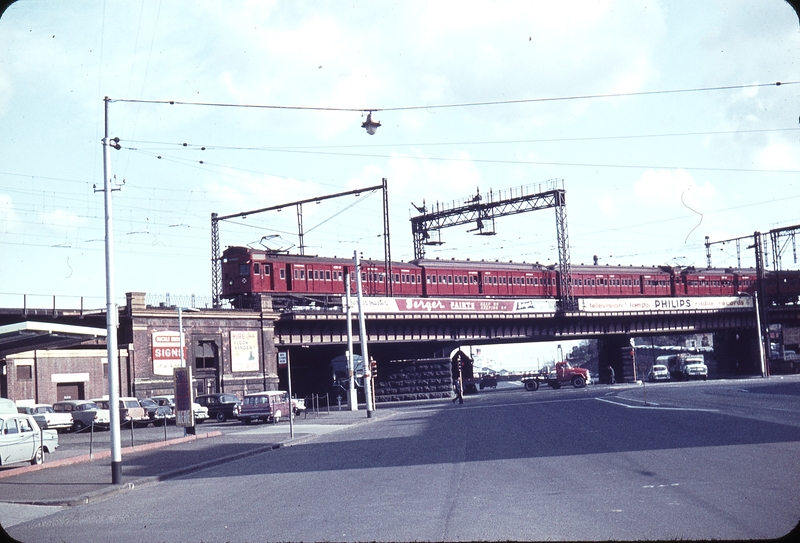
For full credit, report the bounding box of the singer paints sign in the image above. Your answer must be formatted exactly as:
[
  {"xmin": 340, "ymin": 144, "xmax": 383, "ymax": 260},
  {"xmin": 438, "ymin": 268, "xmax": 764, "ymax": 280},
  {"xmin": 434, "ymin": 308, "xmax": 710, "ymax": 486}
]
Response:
[{"xmin": 152, "ymin": 331, "xmax": 186, "ymax": 376}]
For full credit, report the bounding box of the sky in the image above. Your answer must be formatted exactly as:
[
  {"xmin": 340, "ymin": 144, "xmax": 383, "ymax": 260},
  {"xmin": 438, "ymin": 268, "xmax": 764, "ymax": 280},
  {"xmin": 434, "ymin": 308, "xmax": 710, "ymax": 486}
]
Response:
[{"xmin": 1, "ymin": 1, "xmax": 799, "ymax": 370}]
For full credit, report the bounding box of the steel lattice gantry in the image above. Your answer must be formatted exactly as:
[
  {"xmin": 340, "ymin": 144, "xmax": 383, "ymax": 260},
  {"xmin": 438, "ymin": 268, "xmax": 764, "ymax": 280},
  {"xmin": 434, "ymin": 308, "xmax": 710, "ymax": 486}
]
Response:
[{"xmin": 410, "ymin": 180, "xmax": 573, "ymax": 311}]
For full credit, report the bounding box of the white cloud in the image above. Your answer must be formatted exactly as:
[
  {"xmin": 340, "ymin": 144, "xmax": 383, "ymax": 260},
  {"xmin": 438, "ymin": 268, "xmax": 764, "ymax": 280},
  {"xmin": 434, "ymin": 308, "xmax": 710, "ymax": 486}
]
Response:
[
  {"xmin": 634, "ymin": 169, "xmax": 715, "ymax": 211},
  {"xmin": 756, "ymin": 142, "xmax": 799, "ymax": 171}
]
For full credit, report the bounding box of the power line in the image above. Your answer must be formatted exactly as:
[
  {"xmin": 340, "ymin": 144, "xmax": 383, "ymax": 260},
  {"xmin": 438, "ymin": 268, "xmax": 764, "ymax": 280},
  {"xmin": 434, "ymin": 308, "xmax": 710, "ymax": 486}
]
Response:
[
  {"xmin": 109, "ymin": 80, "xmax": 797, "ymax": 113},
  {"xmin": 123, "ymin": 126, "xmax": 800, "ymax": 151}
]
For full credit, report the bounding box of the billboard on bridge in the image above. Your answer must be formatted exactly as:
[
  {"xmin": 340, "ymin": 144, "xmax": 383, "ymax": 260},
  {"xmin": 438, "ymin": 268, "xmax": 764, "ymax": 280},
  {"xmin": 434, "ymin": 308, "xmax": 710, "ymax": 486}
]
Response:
[
  {"xmin": 351, "ymin": 297, "xmax": 557, "ymax": 314},
  {"xmin": 578, "ymin": 296, "xmax": 753, "ymax": 313}
]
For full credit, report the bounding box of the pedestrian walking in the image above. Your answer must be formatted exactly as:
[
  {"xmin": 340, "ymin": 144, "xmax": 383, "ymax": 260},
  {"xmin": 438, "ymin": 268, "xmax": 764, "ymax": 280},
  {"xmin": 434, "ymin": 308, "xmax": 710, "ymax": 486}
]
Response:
[{"xmin": 452, "ymin": 383, "xmax": 463, "ymax": 404}]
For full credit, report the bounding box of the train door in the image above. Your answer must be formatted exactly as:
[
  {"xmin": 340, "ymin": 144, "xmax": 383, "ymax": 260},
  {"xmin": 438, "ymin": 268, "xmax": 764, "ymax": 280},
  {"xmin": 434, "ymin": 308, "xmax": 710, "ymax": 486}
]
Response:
[{"xmin": 282, "ymin": 264, "xmax": 292, "ymax": 291}]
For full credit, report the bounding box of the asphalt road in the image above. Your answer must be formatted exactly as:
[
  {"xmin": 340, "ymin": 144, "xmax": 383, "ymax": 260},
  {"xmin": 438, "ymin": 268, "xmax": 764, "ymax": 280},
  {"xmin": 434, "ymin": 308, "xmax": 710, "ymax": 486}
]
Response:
[{"xmin": 6, "ymin": 376, "xmax": 800, "ymax": 542}]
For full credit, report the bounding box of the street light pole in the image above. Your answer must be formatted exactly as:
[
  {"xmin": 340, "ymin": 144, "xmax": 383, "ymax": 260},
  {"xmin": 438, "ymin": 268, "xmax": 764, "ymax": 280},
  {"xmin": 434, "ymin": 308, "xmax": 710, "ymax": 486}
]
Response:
[
  {"xmin": 741, "ymin": 292, "xmax": 767, "ymax": 378},
  {"xmin": 177, "ymin": 306, "xmax": 199, "ymax": 436},
  {"xmin": 345, "ymin": 274, "xmax": 357, "ymax": 411},
  {"xmin": 754, "ymin": 291, "xmax": 767, "ymax": 378},
  {"xmin": 354, "ymin": 251, "xmax": 374, "ymax": 418},
  {"xmin": 101, "ymin": 96, "xmax": 123, "ymax": 484}
]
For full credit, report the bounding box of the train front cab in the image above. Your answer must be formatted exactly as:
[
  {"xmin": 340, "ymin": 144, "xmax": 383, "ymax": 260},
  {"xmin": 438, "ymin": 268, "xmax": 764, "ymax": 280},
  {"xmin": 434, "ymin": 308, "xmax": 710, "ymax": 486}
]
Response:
[{"xmin": 221, "ymin": 247, "xmax": 268, "ymax": 298}]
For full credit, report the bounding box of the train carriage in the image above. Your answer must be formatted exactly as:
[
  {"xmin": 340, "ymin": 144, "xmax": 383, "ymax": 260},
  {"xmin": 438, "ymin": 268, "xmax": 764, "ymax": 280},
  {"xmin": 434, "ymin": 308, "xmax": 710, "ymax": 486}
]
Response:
[
  {"xmin": 221, "ymin": 246, "xmax": 800, "ymax": 308},
  {"xmin": 678, "ymin": 268, "xmax": 737, "ymax": 297},
  {"xmin": 568, "ymin": 266, "xmax": 671, "ymax": 297},
  {"xmin": 358, "ymin": 260, "xmax": 424, "ymax": 296},
  {"xmin": 222, "ymin": 247, "xmax": 353, "ymax": 298}
]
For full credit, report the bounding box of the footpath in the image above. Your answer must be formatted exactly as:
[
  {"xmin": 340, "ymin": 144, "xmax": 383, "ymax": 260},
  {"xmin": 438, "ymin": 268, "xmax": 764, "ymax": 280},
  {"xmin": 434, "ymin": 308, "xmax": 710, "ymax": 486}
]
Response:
[{"xmin": 0, "ymin": 409, "xmax": 386, "ymax": 507}]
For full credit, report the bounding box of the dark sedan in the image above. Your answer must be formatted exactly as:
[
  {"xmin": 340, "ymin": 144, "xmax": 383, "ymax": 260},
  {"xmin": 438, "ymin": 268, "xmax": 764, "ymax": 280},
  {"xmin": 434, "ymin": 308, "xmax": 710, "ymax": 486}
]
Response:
[{"xmin": 195, "ymin": 393, "xmax": 241, "ymax": 422}]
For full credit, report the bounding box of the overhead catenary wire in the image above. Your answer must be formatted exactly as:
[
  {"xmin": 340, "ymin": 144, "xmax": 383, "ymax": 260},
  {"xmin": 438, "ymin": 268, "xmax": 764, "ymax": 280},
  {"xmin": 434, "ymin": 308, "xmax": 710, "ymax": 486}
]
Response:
[{"xmin": 109, "ymin": 80, "xmax": 798, "ymax": 113}]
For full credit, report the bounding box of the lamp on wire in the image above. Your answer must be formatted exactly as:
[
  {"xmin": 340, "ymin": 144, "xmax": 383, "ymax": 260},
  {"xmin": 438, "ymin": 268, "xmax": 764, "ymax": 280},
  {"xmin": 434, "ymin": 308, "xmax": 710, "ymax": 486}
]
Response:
[{"xmin": 361, "ymin": 112, "xmax": 381, "ymax": 135}]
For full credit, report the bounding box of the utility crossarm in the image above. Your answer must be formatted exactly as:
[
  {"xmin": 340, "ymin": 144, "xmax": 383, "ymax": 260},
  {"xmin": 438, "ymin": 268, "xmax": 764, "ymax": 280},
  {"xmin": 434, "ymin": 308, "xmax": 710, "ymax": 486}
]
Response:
[
  {"xmin": 706, "ymin": 222, "xmax": 800, "ymax": 271},
  {"xmin": 769, "ymin": 223, "xmax": 800, "ymax": 272},
  {"xmin": 212, "ymin": 181, "xmax": 389, "ymax": 308}
]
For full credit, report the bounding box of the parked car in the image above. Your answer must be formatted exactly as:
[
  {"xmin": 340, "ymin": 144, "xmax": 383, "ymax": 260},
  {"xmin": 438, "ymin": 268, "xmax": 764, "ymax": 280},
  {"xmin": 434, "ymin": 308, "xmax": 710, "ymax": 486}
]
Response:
[
  {"xmin": 16, "ymin": 403, "xmax": 73, "ymax": 432},
  {"xmin": 138, "ymin": 398, "xmax": 173, "ymax": 426},
  {"xmin": 291, "ymin": 397, "xmax": 306, "ymax": 416},
  {"xmin": 0, "ymin": 412, "xmax": 58, "ymax": 466},
  {"xmin": 195, "ymin": 393, "xmax": 241, "ymax": 422},
  {"xmin": 150, "ymin": 395, "xmax": 208, "ymax": 424},
  {"xmin": 52, "ymin": 400, "xmax": 111, "ymax": 431},
  {"xmin": 0, "ymin": 398, "xmax": 17, "ymax": 414},
  {"xmin": 91, "ymin": 397, "xmax": 151, "ymax": 427},
  {"xmin": 647, "ymin": 364, "xmax": 670, "ymax": 382},
  {"xmin": 238, "ymin": 391, "xmax": 292, "ymax": 424}
]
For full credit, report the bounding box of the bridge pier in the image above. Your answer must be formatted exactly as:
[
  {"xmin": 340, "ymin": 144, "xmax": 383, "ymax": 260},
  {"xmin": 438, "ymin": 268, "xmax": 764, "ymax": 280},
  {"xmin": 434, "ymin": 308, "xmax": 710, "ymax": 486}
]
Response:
[
  {"xmin": 713, "ymin": 328, "xmax": 762, "ymax": 376},
  {"xmin": 597, "ymin": 336, "xmax": 636, "ymax": 384}
]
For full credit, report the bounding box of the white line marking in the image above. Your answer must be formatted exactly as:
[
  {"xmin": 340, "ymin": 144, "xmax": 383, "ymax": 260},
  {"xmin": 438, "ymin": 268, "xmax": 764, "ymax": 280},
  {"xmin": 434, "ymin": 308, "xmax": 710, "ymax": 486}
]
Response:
[{"xmin": 595, "ymin": 397, "xmax": 720, "ymax": 412}]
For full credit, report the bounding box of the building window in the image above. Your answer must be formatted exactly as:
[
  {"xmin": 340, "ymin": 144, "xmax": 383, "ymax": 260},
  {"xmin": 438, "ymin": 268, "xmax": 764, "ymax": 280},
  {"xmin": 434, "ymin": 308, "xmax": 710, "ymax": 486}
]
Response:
[
  {"xmin": 17, "ymin": 365, "xmax": 32, "ymax": 380},
  {"xmin": 195, "ymin": 343, "xmax": 216, "ymax": 370}
]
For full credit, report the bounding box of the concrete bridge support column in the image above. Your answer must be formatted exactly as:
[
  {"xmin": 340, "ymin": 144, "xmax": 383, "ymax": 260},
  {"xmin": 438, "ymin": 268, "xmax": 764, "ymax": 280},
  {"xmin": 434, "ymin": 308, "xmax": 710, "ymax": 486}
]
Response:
[
  {"xmin": 714, "ymin": 329, "xmax": 761, "ymax": 376},
  {"xmin": 597, "ymin": 336, "xmax": 636, "ymax": 384}
]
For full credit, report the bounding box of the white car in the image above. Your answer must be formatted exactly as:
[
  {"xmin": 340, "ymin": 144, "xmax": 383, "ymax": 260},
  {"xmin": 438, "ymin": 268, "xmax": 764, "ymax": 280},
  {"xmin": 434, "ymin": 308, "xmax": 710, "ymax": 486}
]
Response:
[
  {"xmin": 647, "ymin": 364, "xmax": 670, "ymax": 382},
  {"xmin": 150, "ymin": 395, "xmax": 209, "ymax": 424},
  {"xmin": 52, "ymin": 400, "xmax": 111, "ymax": 431},
  {"xmin": 16, "ymin": 403, "xmax": 74, "ymax": 432},
  {"xmin": 0, "ymin": 413, "xmax": 59, "ymax": 466}
]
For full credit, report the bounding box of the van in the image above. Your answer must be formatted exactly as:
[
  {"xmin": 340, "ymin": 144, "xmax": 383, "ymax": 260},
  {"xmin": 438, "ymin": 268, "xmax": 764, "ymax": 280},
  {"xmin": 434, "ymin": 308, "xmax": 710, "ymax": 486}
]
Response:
[
  {"xmin": 237, "ymin": 391, "xmax": 292, "ymax": 424},
  {"xmin": 658, "ymin": 354, "xmax": 708, "ymax": 381},
  {"xmin": 0, "ymin": 398, "xmax": 17, "ymax": 415}
]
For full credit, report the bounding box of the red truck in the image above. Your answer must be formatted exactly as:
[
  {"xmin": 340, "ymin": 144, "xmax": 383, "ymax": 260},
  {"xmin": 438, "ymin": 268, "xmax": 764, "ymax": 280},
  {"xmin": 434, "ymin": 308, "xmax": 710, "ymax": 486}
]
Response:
[{"xmin": 522, "ymin": 361, "xmax": 590, "ymax": 391}]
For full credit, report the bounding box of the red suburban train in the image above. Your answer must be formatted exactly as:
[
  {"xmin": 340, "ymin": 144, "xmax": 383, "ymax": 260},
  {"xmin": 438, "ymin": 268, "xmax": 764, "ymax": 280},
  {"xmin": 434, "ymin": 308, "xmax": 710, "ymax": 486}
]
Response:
[{"xmin": 220, "ymin": 246, "xmax": 800, "ymax": 307}]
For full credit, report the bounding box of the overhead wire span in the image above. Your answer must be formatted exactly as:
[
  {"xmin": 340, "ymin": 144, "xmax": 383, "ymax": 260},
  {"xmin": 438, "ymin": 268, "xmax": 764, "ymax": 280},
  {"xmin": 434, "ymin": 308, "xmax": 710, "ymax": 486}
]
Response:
[{"xmin": 109, "ymin": 81, "xmax": 798, "ymax": 113}]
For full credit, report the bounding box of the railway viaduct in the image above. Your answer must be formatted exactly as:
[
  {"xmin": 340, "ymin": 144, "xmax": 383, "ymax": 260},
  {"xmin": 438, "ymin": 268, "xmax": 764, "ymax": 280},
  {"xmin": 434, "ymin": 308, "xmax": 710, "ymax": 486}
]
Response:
[{"xmin": 3, "ymin": 292, "xmax": 799, "ymax": 405}]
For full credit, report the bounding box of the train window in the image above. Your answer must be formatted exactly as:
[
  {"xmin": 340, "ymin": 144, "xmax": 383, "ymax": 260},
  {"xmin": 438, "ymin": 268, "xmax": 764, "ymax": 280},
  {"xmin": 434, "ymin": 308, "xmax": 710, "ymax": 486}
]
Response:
[
  {"xmin": 240, "ymin": 264, "xmax": 249, "ymax": 276},
  {"xmin": 294, "ymin": 269, "xmax": 300, "ymax": 279},
  {"xmin": 394, "ymin": 273, "xmax": 400, "ymax": 282},
  {"xmin": 417, "ymin": 274, "xmax": 421, "ymax": 283},
  {"xmin": 300, "ymin": 270, "xmax": 305, "ymax": 279},
  {"xmin": 448, "ymin": 275, "xmax": 453, "ymax": 284},
  {"xmin": 254, "ymin": 263, "xmax": 260, "ymax": 274},
  {"xmin": 264, "ymin": 264, "xmax": 270, "ymax": 276},
  {"xmin": 280, "ymin": 269, "xmax": 286, "ymax": 280},
  {"xmin": 326, "ymin": 271, "xmax": 331, "ymax": 280},
  {"xmin": 361, "ymin": 272, "xmax": 366, "ymax": 281}
]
